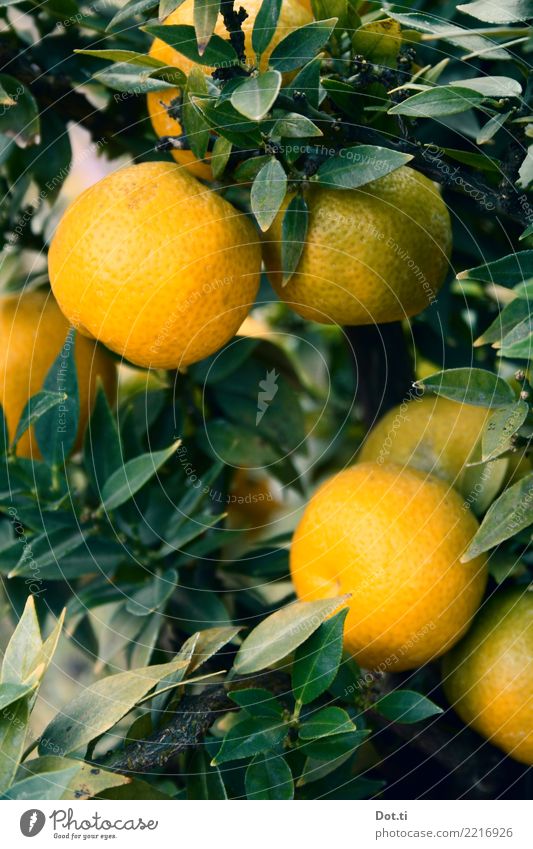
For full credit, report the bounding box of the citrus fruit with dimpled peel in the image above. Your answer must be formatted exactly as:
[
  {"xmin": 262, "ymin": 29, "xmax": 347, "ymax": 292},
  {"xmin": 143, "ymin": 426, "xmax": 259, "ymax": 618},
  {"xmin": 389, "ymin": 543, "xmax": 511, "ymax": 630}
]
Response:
[
  {"xmin": 443, "ymin": 589, "xmax": 533, "ymax": 764},
  {"xmin": 263, "ymin": 166, "xmax": 452, "ymax": 326},
  {"xmin": 359, "ymin": 394, "xmax": 531, "ymax": 498},
  {"xmin": 290, "ymin": 462, "xmax": 487, "ymax": 671},
  {"xmin": 0, "ymin": 289, "xmax": 116, "ymax": 459},
  {"xmin": 146, "ymin": 0, "xmax": 313, "ymax": 180},
  {"xmin": 48, "ymin": 161, "xmax": 262, "ymax": 369}
]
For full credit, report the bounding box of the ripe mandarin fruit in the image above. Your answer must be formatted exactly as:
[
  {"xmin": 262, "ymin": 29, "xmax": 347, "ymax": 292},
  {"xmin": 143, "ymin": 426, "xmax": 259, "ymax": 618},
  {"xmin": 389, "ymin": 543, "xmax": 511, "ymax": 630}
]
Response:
[
  {"xmin": 227, "ymin": 468, "xmax": 280, "ymax": 530},
  {"xmin": 359, "ymin": 394, "xmax": 530, "ymax": 496},
  {"xmin": 263, "ymin": 166, "xmax": 451, "ymax": 325},
  {"xmin": 147, "ymin": 0, "xmax": 313, "ymax": 179},
  {"xmin": 443, "ymin": 589, "xmax": 533, "ymax": 764},
  {"xmin": 48, "ymin": 161, "xmax": 261, "ymax": 369},
  {"xmin": 290, "ymin": 462, "xmax": 487, "ymax": 671},
  {"xmin": 0, "ymin": 290, "xmax": 116, "ymax": 459}
]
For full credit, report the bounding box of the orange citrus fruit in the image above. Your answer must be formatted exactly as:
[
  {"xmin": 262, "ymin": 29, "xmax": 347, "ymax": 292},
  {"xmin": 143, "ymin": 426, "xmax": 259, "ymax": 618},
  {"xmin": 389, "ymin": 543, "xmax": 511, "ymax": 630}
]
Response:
[
  {"xmin": 0, "ymin": 290, "xmax": 116, "ymax": 458},
  {"xmin": 291, "ymin": 462, "xmax": 487, "ymax": 671},
  {"xmin": 443, "ymin": 589, "xmax": 533, "ymax": 764},
  {"xmin": 263, "ymin": 166, "xmax": 451, "ymax": 325},
  {"xmin": 48, "ymin": 161, "xmax": 261, "ymax": 369}
]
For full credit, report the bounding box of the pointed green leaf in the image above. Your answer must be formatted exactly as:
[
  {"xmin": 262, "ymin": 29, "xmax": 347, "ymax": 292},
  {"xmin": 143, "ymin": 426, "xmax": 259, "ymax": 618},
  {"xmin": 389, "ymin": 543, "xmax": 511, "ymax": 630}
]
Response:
[
  {"xmin": 12, "ymin": 390, "xmax": 67, "ymax": 450},
  {"xmin": 233, "ymin": 596, "xmax": 349, "ymax": 675},
  {"xmin": 292, "ymin": 608, "xmax": 347, "ymax": 705},
  {"xmin": 0, "ymin": 696, "xmax": 29, "ymax": 793},
  {"xmin": 457, "ymin": 1, "xmax": 533, "ymax": 24},
  {"xmin": 281, "ymin": 193, "xmax": 308, "ymax": 284},
  {"xmin": 375, "ymin": 690, "xmax": 443, "ymax": 724},
  {"xmin": 143, "ymin": 24, "xmax": 238, "ymax": 67},
  {"xmin": 40, "ymin": 655, "xmax": 192, "ymax": 755},
  {"xmin": 228, "ymin": 688, "xmax": 284, "ymax": 718},
  {"xmin": 1, "ymin": 596, "xmax": 41, "ymax": 685},
  {"xmin": 272, "ymin": 112, "xmax": 322, "ymax": 137},
  {"xmin": 389, "ymin": 86, "xmax": 484, "ymax": 117},
  {"xmin": 2, "ymin": 765, "xmax": 80, "ymax": 800},
  {"xmin": 251, "ymin": 158, "xmax": 287, "ymax": 231},
  {"xmin": 107, "ymin": 0, "xmax": 158, "ymax": 30},
  {"xmin": 299, "ymin": 706, "xmax": 355, "ymax": 739},
  {"xmin": 462, "ymin": 471, "xmax": 533, "ymax": 561},
  {"xmin": 457, "ymin": 251, "xmax": 533, "ymax": 286},
  {"xmin": 231, "ymin": 70, "xmax": 282, "ymax": 121},
  {"xmin": 35, "ymin": 329, "xmax": 80, "ymax": 466},
  {"xmin": 187, "ymin": 749, "xmax": 227, "ymax": 799},
  {"xmin": 100, "ymin": 439, "xmax": 181, "ymax": 511},
  {"xmin": 84, "ymin": 381, "xmax": 122, "ymax": 495},
  {"xmin": 212, "ymin": 716, "xmax": 287, "ymax": 765},
  {"xmin": 252, "ymin": 0, "xmax": 283, "ymax": 56},
  {"xmin": 245, "ymin": 753, "xmax": 294, "ymax": 799},
  {"xmin": 194, "ymin": 0, "xmax": 220, "ymax": 55},
  {"xmin": 417, "ymin": 368, "xmax": 515, "ymax": 408},
  {"xmin": 316, "ymin": 146, "xmax": 411, "ymax": 189},
  {"xmin": 269, "ymin": 18, "xmax": 338, "ymax": 72},
  {"xmin": 481, "ymin": 401, "xmax": 529, "ymax": 461},
  {"xmin": 126, "ymin": 568, "xmax": 177, "ymax": 615}
]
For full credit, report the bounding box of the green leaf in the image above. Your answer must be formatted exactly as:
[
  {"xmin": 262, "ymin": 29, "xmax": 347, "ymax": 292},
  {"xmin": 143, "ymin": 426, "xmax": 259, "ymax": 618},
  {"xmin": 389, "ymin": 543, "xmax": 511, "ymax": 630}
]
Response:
[
  {"xmin": 0, "ymin": 406, "xmax": 7, "ymax": 456},
  {"xmin": 2, "ymin": 766, "xmax": 80, "ymax": 800},
  {"xmin": 269, "ymin": 18, "xmax": 338, "ymax": 72},
  {"xmin": 457, "ymin": 1, "xmax": 533, "ymax": 24},
  {"xmin": 292, "ymin": 609, "xmax": 348, "ymax": 705},
  {"xmin": 462, "ymin": 471, "xmax": 533, "ymax": 560},
  {"xmin": 15, "ymin": 756, "xmax": 129, "ymax": 800},
  {"xmin": 34, "ymin": 329, "xmax": 79, "ymax": 466},
  {"xmin": 1, "ymin": 596, "xmax": 41, "ymax": 685},
  {"xmin": 0, "ymin": 682, "xmax": 35, "ymax": 711},
  {"xmin": 481, "ymin": 401, "xmax": 529, "ymax": 461},
  {"xmin": 375, "ymin": 690, "xmax": 443, "ymax": 724},
  {"xmin": 159, "ymin": 0, "xmax": 186, "ymax": 20},
  {"xmin": 0, "ymin": 75, "xmax": 40, "ymax": 147},
  {"xmin": 520, "ymin": 222, "xmax": 533, "ymax": 241},
  {"xmin": 286, "ymin": 56, "xmax": 322, "ymax": 109},
  {"xmin": 107, "ymin": 0, "xmax": 158, "ymax": 29},
  {"xmin": 271, "ymin": 113, "xmax": 322, "ymax": 137},
  {"xmin": 475, "ymin": 298, "xmax": 529, "ymax": 347},
  {"xmin": 183, "ymin": 68, "xmax": 211, "ymax": 160},
  {"xmin": 299, "ymin": 729, "xmax": 369, "ymax": 760},
  {"xmin": 100, "ymin": 439, "xmax": 181, "ymax": 512},
  {"xmin": 212, "ymin": 716, "xmax": 287, "ymax": 765},
  {"xmin": 8, "ymin": 528, "xmax": 87, "ymax": 578},
  {"xmin": 125, "ymin": 569, "xmax": 178, "ymax": 615},
  {"xmin": 233, "ymin": 596, "xmax": 349, "ymax": 675},
  {"xmin": 143, "ymin": 24, "xmax": 238, "ymax": 67},
  {"xmin": 39, "ymin": 655, "xmax": 191, "ymax": 755},
  {"xmin": 253, "ymin": 0, "xmax": 283, "ymax": 56},
  {"xmin": 75, "ymin": 49, "xmax": 170, "ymax": 69},
  {"xmin": 12, "ymin": 390, "xmax": 67, "ymax": 450},
  {"xmin": 228, "ymin": 688, "xmax": 284, "ymax": 718},
  {"xmin": 316, "ymin": 145, "xmax": 412, "ymax": 189},
  {"xmin": 281, "ymin": 193, "xmax": 308, "ymax": 284},
  {"xmin": 0, "ymin": 696, "xmax": 29, "ymax": 793},
  {"xmin": 449, "ymin": 75, "xmax": 522, "ymax": 97},
  {"xmin": 94, "ymin": 63, "xmax": 177, "ymax": 93},
  {"xmin": 417, "ymin": 368, "xmax": 515, "ymax": 408},
  {"xmin": 84, "ymin": 381, "xmax": 122, "ymax": 495},
  {"xmin": 389, "ymin": 86, "xmax": 484, "ymax": 117},
  {"xmin": 187, "ymin": 625, "xmax": 242, "ymax": 672},
  {"xmin": 251, "ymin": 157, "xmax": 287, "ymax": 231},
  {"xmin": 387, "ymin": 12, "xmax": 510, "ymax": 59},
  {"xmin": 211, "ymin": 136, "xmax": 232, "ymax": 179},
  {"xmin": 187, "ymin": 750, "xmax": 227, "ymax": 799},
  {"xmin": 231, "ymin": 71, "xmax": 282, "ymax": 121},
  {"xmin": 299, "ymin": 706, "xmax": 355, "ymax": 739},
  {"xmin": 298, "ymin": 749, "xmax": 359, "ymax": 786},
  {"xmin": 245, "ymin": 753, "xmax": 294, "ymax": 799},
  {"xmin": 194, "ymin": 0, "xmax": 220, "ymax": 55},
  {"xmin": 458, "ymin": 251, "xmax": 533, "ymax": 286},
  {"xmin": 199, "ymin": 420, "xmax": 279, "ymax": 465}
]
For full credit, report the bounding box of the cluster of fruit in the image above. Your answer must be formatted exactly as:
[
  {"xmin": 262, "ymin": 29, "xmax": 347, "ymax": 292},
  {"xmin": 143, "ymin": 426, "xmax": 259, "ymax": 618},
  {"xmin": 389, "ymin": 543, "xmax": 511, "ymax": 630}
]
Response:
[{"xmin": 1, "ymin": 0, "xmax": 530, "ymax": 768}]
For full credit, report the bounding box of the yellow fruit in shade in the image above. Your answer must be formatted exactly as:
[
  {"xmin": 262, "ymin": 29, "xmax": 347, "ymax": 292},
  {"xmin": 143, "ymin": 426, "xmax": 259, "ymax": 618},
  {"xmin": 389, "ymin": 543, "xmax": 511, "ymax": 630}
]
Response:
[
  {"xmin": 227, "ymin": 468, "xmax": 281, "ymax": 530},
  {"xmin": 263, "ymin": 166, "xmax": 452, "ymax": 325},
  {"xmin": 0, "ymin": 290, "xmax": 116, "ymax": 459},
  {"xmin": 359, "ymin": 394, "xmax": 531, "ymax": 495},
  {"xmin": 48, "ymin": 161, "xmax": 261, "ymax": 370},
  {"xmin": 146, "ymin": 0, "xmax": 313, "ymax": 179},
  {"xmin": 290, "ymin": 462, "xmax": 487, "ymax": 671},
  {"xmin": 443, "ymin": 589, "xmax": 533, "ymax": 764}
]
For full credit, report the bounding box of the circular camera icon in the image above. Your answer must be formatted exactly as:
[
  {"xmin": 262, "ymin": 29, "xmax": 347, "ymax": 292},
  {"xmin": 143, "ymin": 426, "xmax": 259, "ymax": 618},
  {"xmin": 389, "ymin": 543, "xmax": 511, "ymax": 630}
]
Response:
[{"xmin": 20, "ymin": 810, "xmax": 46, "ymax": 837}]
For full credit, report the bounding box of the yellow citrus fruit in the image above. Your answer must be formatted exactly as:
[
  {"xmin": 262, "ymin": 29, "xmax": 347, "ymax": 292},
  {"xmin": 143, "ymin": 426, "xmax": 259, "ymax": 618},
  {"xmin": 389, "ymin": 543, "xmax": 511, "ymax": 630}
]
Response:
[
  {"xmin": 443, "ymin": 589, "xmax": 533, "ymax": 764},
  {"xmin": 0, "ymin": 290, "xmax": 116, "ymax": 459},
  {"xmin": 263, "ymin": 166, "xmax": 452, "ymax": 325},
  {"xmin": 359, "ymin": 394, "xmax": 531, "ymax": 496},
  {"xmin": 147, "ymin": 0, "xmax": 313, "ymax": 179},
  {"xmin": 48, "ymin": 161, "xmax": 261, "ymax": 369},
  {"xmin": 290, "ymin": 462, "xmax": 487, "ymax": 671}
]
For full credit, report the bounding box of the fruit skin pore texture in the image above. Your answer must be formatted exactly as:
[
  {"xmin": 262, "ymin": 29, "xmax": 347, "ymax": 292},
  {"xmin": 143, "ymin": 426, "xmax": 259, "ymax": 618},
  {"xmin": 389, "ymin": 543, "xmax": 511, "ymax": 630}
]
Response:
[
  {"xmin": 263, "ymin": 166, "xmax": 452, "ymax": 326},
  {"xmin": 290, "ymin": 462, "xmax": 487, "ymax": 671},
  {"xmin": 48, "ymin": 161, "xmax": 261, "ymax": 369},
  {"xmin": 443, "ymin": 590, "xmax": 533, "ymax": 764},
  {"xmin": 0, "ymin": 290, "xmax": 116, "ymax": 458},
  {"xmin": 147, "ymin": 0, "xmax": 313, "ymax": 179}
]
